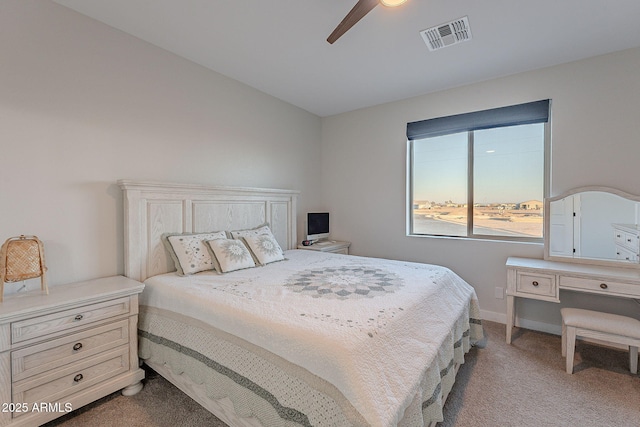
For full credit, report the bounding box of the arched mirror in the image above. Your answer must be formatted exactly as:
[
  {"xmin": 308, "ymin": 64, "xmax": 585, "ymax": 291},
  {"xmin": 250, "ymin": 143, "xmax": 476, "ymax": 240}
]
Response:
[{"xmin": 544, "ymin": 186, "xmax": 640, "ymax": 268}]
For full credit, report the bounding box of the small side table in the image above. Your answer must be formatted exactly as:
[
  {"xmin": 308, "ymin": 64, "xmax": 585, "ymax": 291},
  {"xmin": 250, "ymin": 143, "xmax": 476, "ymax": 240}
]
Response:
[
  {"xmin": 0, "ymin": 276, "xmax": 145, "ymax": 426},
  {"xmin": 297, "ymin": 240, "xmax": 351, "ymax": 255}
]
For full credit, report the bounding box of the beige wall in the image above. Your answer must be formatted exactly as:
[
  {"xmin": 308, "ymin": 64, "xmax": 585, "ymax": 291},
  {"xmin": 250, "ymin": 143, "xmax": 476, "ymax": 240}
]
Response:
[
  {"xmin": 0, "ymin": 1, "xmax": 322, "ymax": 291},
  {"xmin": 321, "ymin": 47, "xmax": 640, "ymax": 330}
]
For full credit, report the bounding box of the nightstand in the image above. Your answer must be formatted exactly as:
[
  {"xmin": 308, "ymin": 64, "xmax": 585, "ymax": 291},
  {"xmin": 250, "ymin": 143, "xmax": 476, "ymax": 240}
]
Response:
[
  {"xmin": 0, "ymin": 276, "xmax": 145, "ymax": 426},
  {"xmin": 297, "ymin": 240, "xmax": 351, "ymax": 255}
]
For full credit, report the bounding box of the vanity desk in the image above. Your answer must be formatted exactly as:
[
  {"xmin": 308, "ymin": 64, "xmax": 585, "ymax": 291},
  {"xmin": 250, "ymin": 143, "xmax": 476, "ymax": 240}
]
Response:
[
  {"xmin": 506, "ymin": 257, "xmax": 640, "ymax": 343},
  {"xmin": 507, "ymin": 186, "xmax": 640, "ymax": 344}
]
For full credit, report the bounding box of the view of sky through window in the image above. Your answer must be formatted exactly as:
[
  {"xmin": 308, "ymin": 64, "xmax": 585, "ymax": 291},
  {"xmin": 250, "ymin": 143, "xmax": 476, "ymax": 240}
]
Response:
[{"xmin": 411, "ymin": 123, "xmax": 544, "ymax": 238}]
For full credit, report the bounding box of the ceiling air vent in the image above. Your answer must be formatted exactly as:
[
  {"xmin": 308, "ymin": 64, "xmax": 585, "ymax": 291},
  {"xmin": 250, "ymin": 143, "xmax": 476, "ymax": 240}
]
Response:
[{"xmin": 420, "ymin": 16, "xmax": 472, "ymax": 51}]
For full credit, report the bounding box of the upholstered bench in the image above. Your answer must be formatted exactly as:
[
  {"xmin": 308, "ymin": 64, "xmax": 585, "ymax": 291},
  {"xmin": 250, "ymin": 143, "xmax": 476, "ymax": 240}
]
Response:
[{"xmin": 560, "ymin": 308, "xmax": 640, "ymax": 374}]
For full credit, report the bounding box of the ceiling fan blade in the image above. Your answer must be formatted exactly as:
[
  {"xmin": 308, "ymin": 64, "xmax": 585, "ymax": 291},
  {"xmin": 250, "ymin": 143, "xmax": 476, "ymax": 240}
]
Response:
[{"xmin": 327, "ymin": 0, "xmax": 379, "ymax": 44}]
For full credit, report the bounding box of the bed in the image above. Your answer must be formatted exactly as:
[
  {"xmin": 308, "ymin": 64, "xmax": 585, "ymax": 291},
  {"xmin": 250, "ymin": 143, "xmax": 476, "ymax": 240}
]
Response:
[{"xmin": 118, "ymin": 180, "xmax": 483, "ymax": 427}]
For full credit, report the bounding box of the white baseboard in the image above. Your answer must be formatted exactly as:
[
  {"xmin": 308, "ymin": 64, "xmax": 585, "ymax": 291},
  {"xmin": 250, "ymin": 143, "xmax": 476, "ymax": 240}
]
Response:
[
  {"xmin": 480, "ymin": 309, "xmax": 561, "ymax": 336},
  {"xmin": 479, "ymin": 309, "xmax": 505, "ymax": 324},
  {"xmin": 479, "ymin": 310, "xmax": 627, "ymax": 349},
  {"xmin": 516, "ymin": 317, "xmax": 562, "ymax": 336}
]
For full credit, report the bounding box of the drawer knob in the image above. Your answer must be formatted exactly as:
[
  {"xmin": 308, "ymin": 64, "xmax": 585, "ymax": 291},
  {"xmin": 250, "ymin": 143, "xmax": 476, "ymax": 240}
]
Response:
[
  {"xmin": 73, "ymin": 373, "xmax": 83, "ymax": 383},
  {"xmin": 600, "ymin": 283, "xmax": 608, "ymax": 289},
  {"xmin": 72, "ymin": 342, "xmax": 83, "ymax": 351},
  {"xmin": 74, "ymin": 314, "xmax": 84, "ymax": 321},
  {"xmin": 532, "ymin": 281, "xmax": 539, "ymax": 287}
]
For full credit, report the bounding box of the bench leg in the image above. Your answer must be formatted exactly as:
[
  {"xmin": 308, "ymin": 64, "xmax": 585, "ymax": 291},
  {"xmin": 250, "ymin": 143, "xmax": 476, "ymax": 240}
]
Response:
[
  {"xmin": 561, "ymin": 321, "xmax": 567, "ymax": 357},
  {"xmin": 565, "ymin": 326, "xmax": 577, "ymax": 374},
  {"xmin": 630, "ymin": 346, "xmax": 638, "ymax": 375}
]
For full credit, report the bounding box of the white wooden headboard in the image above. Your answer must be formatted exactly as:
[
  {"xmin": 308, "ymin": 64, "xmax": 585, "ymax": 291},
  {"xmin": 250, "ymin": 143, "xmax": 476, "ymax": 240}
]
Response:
[{"xmin": 118, "ymin": 180, "xmax": 299, "ymax": 282}]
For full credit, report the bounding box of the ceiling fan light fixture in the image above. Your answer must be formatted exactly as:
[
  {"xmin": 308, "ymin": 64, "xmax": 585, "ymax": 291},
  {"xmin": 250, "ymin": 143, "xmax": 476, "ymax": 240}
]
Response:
[
  {"xmin": 327, "ymin": 0, "xmax": 407, "ymax": 44},
  {"xmin": 380, "ymin": 0, "xmax": 408, "ymax": 7}
]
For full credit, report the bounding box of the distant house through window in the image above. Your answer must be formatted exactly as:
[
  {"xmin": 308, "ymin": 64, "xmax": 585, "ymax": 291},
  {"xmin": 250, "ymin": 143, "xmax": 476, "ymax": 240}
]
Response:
[{"xmin": 407, "ymin": 100, "xmax": 550, "ymax": 241}]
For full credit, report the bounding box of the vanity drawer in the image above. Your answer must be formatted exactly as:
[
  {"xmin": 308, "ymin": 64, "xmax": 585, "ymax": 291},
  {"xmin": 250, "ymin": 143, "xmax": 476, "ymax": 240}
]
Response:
[
  {"xmin": 11, "ymin": 319, "xmax": 129, "ymax": 382},
  {"xmin": 516, "ymin": 271, "xmax": 557, "ymax": 298},
  {"xmin": 11, "ymin": 297, "xmax": 131, "ymax": 344},
  {"xmin": 560, "ymin": 276, "xmax": 640, "ymax": 298},
  {"xmin": 12, "ymin": 346, "xmax": 129, "ymax": 417}
]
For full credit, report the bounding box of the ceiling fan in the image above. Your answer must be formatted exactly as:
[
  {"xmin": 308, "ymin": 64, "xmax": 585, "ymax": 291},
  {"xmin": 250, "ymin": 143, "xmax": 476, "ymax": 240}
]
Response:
[{"xmin": 327, "ymin": 0, "xmax": 408, "ymax": 44}]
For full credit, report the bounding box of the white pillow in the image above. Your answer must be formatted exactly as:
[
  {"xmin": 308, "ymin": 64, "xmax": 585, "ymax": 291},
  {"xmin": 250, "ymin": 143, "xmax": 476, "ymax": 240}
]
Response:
[
  {"xmin": 228, "ymin": 224, "xmax": 272, "ymax": 240},
  {"xmin": 206, "ymin": 239, "xmax": 256, "ymax": 273},
  {"xmin": 165, "ymin": 231, "xmax": 226, "ymax": 275},
  {"xmin": 243, "ymin": 234, "xmax": 285, "ymax": 265}
]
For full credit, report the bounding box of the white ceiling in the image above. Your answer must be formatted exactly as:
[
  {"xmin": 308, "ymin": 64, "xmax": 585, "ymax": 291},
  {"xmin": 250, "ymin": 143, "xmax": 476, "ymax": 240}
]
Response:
[{"xmin": 53, "ymin": 0, "xmax": 640, "ymax": 117}]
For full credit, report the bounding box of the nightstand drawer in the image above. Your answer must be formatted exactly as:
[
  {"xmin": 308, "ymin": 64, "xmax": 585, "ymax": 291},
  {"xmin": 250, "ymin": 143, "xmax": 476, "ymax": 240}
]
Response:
[
  {"xmin": 12, "ymin": 346, "xmax": 129, "ymax": 417},
  {"xmin": 516, "ymin": 271, "xmax": 557, "ymax": 297},
  {"xmin": 615, "ymin": 246, "xmax": 638, "ymax": 262},
  {"xmin": 11, "ymin": 297, "xmax": 130, "ymax": 344},
  {"xmin": 11, "ymin": 319, "xmax": 129, "ymax": 382},
  {"xmin": 614, "ymin": 229, "xmax": 640, "ymax": 252},
  {"xmin": 560, "ymin": 276, "xmax": 640, "ymax": 297}
]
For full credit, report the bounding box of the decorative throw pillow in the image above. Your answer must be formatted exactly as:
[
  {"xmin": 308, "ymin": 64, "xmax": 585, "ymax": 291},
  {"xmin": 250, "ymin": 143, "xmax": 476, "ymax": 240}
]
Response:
[
  {"xmin": 164, "ymin": 231, "xmax": 226, "ymax": 275},
  {"xmin": 206, "ymin": 239, "xmax": 256, "ymax": 273},
  {"xmin": 228, "ymin": 223, "xmax": 272, "ymax": 240},
  {"xmin": 242, "ymin": 234, "xmax": 285, "ymax": 265}
]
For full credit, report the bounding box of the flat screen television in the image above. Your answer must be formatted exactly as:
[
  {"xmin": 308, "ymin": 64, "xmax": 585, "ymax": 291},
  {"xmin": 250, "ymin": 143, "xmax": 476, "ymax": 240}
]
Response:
[{"xmin": 306, "ymin": 212, "xmax": 330, "ymax": 242}]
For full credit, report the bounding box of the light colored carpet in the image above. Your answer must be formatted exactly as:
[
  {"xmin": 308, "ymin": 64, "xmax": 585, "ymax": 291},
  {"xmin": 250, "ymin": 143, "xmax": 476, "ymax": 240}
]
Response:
[
  {"xmin": 45, "ymin": 321, "xmax": 640, "ymax": 426},
  {"xmin": 440, "ymin": 321, "xmax": 640, "ymax": 426}
]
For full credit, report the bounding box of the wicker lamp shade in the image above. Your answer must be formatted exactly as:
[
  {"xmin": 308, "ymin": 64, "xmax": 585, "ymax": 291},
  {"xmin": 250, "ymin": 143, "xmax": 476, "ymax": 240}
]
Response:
[{"xmin": 0, "ymin": 235, "xmax": 48, "ymax": 302}]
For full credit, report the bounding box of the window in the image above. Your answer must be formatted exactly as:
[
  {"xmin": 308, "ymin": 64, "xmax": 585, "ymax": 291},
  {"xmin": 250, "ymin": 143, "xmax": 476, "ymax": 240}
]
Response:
[{"xmin": 407, "ymin": 100, "xmax": 550, "ymax": 241}]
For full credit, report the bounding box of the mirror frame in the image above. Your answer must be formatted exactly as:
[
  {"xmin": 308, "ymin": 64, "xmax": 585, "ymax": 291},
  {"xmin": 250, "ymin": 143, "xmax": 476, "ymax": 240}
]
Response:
[{"xmin": 544, "ymin": 186, "xmax": 640, "ymax": 269}]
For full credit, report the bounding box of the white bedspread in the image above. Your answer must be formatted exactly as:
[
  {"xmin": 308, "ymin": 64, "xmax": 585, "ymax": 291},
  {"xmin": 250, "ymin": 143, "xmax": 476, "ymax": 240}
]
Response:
[{"xmin": 142, "ymin": 249, "xmax": 481, "ymax": 426}]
